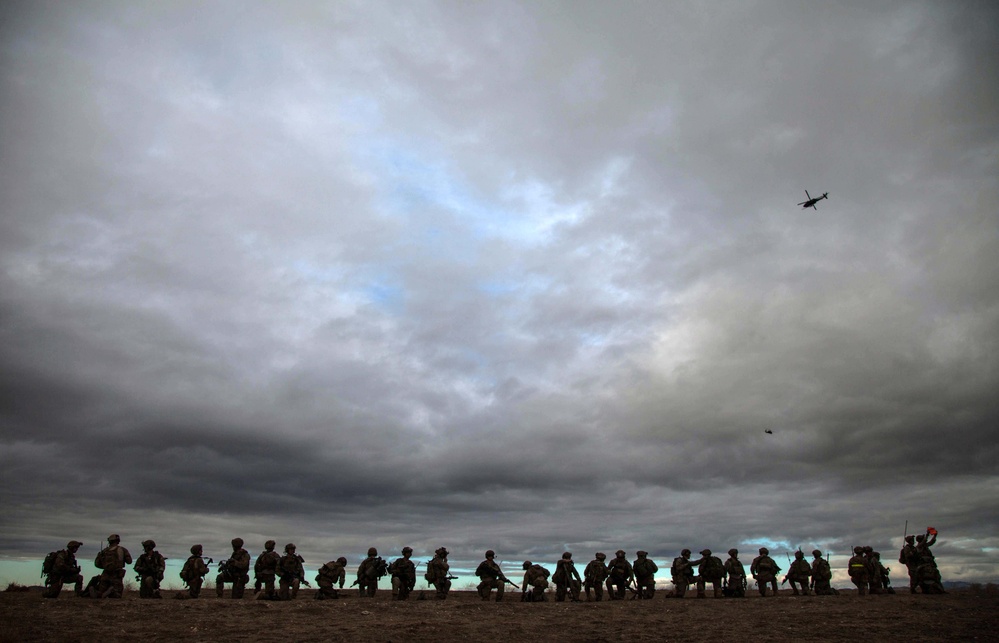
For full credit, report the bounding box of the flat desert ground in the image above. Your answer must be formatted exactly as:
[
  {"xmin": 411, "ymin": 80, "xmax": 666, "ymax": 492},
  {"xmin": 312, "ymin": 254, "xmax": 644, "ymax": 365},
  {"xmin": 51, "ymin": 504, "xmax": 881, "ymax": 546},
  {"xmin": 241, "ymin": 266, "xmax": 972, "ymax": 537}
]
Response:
[{"xmin": 3, "ymin": 587, "xmax": 997, "ymax": 642}]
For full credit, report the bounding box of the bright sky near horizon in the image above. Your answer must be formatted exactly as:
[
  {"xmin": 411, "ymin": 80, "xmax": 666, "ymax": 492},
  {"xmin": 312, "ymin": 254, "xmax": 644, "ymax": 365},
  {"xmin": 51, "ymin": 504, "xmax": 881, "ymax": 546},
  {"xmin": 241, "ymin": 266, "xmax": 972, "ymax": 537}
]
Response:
[{"xmin": 1, "ymin": 0, "xmax": 997, "ymax": 589}]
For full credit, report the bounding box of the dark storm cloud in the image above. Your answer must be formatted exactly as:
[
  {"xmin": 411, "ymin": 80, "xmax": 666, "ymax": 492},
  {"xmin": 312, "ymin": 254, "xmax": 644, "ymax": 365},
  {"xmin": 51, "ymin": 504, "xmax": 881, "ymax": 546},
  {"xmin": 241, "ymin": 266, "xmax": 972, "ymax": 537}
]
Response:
[{"xmin": 1, "ymin": 0, "xmax": 997, "ymax": 586}]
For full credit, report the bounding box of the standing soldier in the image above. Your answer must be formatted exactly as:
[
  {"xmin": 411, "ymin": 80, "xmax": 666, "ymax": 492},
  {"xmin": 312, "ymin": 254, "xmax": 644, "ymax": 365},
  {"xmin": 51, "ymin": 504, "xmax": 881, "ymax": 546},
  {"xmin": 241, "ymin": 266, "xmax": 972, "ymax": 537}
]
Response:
[
  {"xmin": 847, "ymin": 546, "xmax": 869, "ymax": 595},
  {"xmin": 669, "ymin": 549, "xmax": 696, "ymax": 598},
  {"xmin": 583, "ymin": 552, "xmax": 608, "ymax": 601},
  {"xmin": 388, "ymin": 547, "xmax": 417, "ymax": 601},
  {"xmin": 915, "ymin": 531, "xmax": 945, "ymax": 594},
  {"xmin": 810, "ymin": 550, "xmax": 835, "ymax": 595},
  {"xmin": 42, "ymin": 540, "xmax": 84, "ymax": 598},
  {"xmin": 216, "ymin": 538, "xmax": 251, "ymax": 599},
  {"xmin": 475, "ymin": 550, "xmax": 511, "ymax": 601},
  {"xmin": 93, "ymin": 534, "xmax": 132, "ymax": 598},
  {"xmin": 864, "ymin": 546, "xmax": 883, "ymax": 594},
  {"xmin": 899, "ymin": 535, "xmax": 919, "ymax": 594},
  {"xmin": 356, "ymin": 547, "xmax": 387, "ymax": 598},
  {"xmin": 426, "ymin": 547, "xmax": 452, "ymax": 600},
  {"xmin": 521, "ymin": 561, "xmax": 551, "ymax": 602},
  {"xmin": 315, "ymin": 557, "xmax": 347, "ymax": 600},
  {"xmin": 696, "ymin": 549, "xmax": 725, "ymax": 598},
  {"xmin": 134, "ymin": 540, "xmax": 166, "ymax": 599},
  {"xmin": 177, "ymin": 545, "xmax": 210, "ymax": 599},
  {"xmin": 253, "ymin": 540, "xmax": 280, "ymax": 600},
  {"xmin": 723, "ymin": 549, "xmax": 747, "ymax": 598},
  {"xmin": 750, "ymin": 547, "xmax": 780, "ymax": 597},
  {"xmin": 606, "ymin": 550, "xmax": 634, "ymax": 600},
  {"xmin": 278, "ymin": 543, "xmax": 306, "ymax": 600},
  {"xmin": 632, "ymin": 551, "xmax": 658, "ymax": 599},
  {"xmin": 552, "ymin": 552, "xmax": 582, "ymax": 602},
  {"xmin": 784, "ymin": 551, "xmax": 811, "ymax": 596}
]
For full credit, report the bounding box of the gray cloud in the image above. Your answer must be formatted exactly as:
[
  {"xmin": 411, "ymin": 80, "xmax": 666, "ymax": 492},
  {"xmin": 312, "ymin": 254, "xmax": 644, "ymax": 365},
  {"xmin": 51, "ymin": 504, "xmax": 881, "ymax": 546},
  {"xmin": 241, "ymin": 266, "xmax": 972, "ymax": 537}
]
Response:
[{"xmin": 1, "ymin": 0, "xmax": 997, "ymax": 587}]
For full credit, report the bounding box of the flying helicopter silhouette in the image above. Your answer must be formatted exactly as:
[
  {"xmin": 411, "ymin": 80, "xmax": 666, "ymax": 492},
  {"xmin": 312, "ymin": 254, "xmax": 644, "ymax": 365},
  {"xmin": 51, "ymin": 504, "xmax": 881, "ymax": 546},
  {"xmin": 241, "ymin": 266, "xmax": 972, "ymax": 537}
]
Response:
[
  {"xmin": 764, "ymin": 429, "xmax": 773, "ymax": 435},
  {"xmin": 798, "ymin": 190, "xmax": 828, "ymax": 210}
]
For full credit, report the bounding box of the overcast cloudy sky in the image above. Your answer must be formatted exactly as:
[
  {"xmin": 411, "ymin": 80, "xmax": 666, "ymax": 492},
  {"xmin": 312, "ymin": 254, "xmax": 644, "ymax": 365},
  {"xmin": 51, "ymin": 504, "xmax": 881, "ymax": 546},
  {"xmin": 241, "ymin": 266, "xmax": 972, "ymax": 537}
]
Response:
[{"xmin": 2, "ymin": 0, "xmax": 997, "ymax": 589}]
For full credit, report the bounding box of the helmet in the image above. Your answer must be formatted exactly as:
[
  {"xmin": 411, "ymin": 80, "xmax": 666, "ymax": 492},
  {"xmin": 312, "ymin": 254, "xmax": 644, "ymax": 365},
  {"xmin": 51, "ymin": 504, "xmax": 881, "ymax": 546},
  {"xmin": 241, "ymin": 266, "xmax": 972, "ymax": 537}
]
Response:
[
  {"xmin": 794, "ymin": 551, "xmax": 804, "ymax": 559},
  {"xmin": 562, "ymin": 552, "xmax": 572, "ymax": 559},
  {"xmin": 854, "ymin": 546, "xmax": 864, "ymax": 554},
  {"xmin": 615, "ymin": 550, "xmax": 626, "ymax": 557},
  {"xmin": 681, "ymin": 549, "xmax": 691, "ymax": 557},
  {"xmin": 759, "ymin": 547, "xmax": 769, "ymax": 555},
  {"xmin": 337, "ymin": 557, "xmax": 347, "ymax": 565},
  {"xmin": 402, "ymin": 547, "xmax": 413, "ymax": 554},
  {"xmin": 700, "ymin": 549, "xmax": 711, "ymax": 556},
  {"xmin": 916, "ymin": 535, "xmax": 925, "ymax": 542},
  {"xmin": 863, "ymin": 546, "xmax": 873, "ymax": 553},
  {"xmin": 231, "ymin": 538, "xmax": 244, "ymax": 548},
  {"xmin": 285, "ymin": 543, "xmax": 296, "ymax": 552},
  {"xmin": 367, "ymin": 547, "xmax": 378, "ymax": 557},
  {"xmin": 436, "ymin": 547, "xmax": 449, "ymax": 557},
  {"xmin": 265, "ymin": 540, "xmax": 276, "ymax": 550},
  {"xmin": 812, "ymin": 549, "xmax": 822, "ymax": 557},
  {"xmin": 728, "ymin": 549, "xmax": 738, "ymax": 556},
  {"xmin": 905, "ymin": 535, "xmax": 915, "ymax": 543},
  {"xmin": 485, "ymin": 550, "xmax": 495, "ymax": 558},
  {"xmin": 142, "ymin": 540, "xmax": 156, "ymax": 550},
  {"xmin": 595, "ymin": 552, "xmax": 606, "ymax": 560},
  {"xmin": 522, "ymin": 561, "xmax": 532, "ymax": 570},
  {"xmin": 636, "ymin": 550, "xmax": 648, "ymax": 557},
  {"xmin": 872, "ymin": 551, "xmax": 881, "ymax": 558},
  {"xmin": 107, "ymin": 534, "xmax": 120, "ymax": 543},
  {"xmin": 191, "ymin": 544, "xmax": 203, "ymax": 555},
  {"xmin": 67, "ymin": 541, "xmax": 83, "ymax": 549}
]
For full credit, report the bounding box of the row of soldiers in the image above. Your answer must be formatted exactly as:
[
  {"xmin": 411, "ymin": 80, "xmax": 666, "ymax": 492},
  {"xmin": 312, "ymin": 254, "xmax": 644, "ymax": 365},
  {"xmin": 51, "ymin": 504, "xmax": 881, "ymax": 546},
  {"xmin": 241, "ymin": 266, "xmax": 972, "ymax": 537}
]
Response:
[{"xmin": 40, "ymin": 533, "xmax": 945, "ymax": 601}]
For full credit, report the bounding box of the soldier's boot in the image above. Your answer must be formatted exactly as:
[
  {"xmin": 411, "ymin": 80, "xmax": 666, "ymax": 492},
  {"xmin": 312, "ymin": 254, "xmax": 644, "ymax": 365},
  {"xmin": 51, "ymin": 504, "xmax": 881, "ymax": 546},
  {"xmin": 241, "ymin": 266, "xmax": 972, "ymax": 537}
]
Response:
[
  {"xmin": 216, "ymin": 585, "xmax": 225, "ymax": 598},
  {"xmin": 713, "ymin": 587, "xmax": 722, "ymax": 598},
  {"xmin": 792, "ymin": 588, "xmax": 799, "ymax": 596}
]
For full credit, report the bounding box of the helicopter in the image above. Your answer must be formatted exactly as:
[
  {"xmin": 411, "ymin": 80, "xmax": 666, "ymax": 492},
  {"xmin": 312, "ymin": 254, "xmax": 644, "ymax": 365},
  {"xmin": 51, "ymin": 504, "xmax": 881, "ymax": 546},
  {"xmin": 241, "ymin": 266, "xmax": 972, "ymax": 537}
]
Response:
[{"xmin": 798, "ymin": 190, "xmax": 828, "ymax": 210}]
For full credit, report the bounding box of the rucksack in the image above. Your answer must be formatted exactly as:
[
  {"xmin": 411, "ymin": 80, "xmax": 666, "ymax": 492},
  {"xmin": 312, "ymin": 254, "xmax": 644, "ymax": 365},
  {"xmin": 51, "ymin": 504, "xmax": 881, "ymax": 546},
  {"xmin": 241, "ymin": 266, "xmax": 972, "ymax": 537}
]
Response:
[
  {"xmin": 42, "ymin": 551, "xmax": 59, "ymax": 576},
  {"xmin": 701, "ymin": 556, "xmax": 724, "ymax": 580}
]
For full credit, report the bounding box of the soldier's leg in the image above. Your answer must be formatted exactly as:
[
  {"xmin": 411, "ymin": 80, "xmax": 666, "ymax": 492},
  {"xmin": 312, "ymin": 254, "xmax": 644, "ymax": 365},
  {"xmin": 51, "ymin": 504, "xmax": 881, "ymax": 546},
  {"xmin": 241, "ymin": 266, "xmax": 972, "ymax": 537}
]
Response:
[
  {"xmin": 712, "ymin": 581, "xmax": 722, "ymax": 598},
  {"xmin": 696, "ymin": 577, "xmax": 706, "ymax": 598},
  {"xmin": 495, "ymin": 580, "xmax": 504, "ymax": 601},
  {"xmin": 676, "ymin": 580, "xmax": 688, "ymax": 598},
  {"xmin": 769, "ymin": 580, "xmax": 778, "ymax": 596},
  {"xmin": 189, "ymin": 577, "xmax": 203, "ymax": 599},
  {"xmin": 391, "ymin": 576, "xmax": 402, "ymax": 599},
  {"xmin": 216, "ymin": 574, "xmax": 227, "ymax": 598},
  {"xmin": 232, "ymin": 575, "xmax": 247, "ymax": 599},
  {"xmin": 570, "ymin": 579, "xmax": 581, "ymax": 601},
  {"xmin": 278, "ymin": 577, "xmax": 290, "ymax": 600},
  {"xmin": 43, "ymin": 577, "xmax": 64, "ymax": 598}
]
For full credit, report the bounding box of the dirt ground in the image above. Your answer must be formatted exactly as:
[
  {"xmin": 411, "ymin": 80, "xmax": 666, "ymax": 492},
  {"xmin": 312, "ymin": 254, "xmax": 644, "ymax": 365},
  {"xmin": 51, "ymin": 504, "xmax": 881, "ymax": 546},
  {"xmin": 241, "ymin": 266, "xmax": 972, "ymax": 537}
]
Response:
[{"xmin": 3, "ymin": 587, "xmax": 997, "ymax": 642}]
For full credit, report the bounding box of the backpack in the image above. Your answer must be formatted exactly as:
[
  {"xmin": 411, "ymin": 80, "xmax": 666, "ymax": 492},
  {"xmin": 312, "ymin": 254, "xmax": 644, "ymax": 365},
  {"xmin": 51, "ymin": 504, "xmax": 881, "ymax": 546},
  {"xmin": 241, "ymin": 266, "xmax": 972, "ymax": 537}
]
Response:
[
  {"xmin": 701, "ymin": 556, "xmax": 724, "ymax": 580},
  {"xmin": 42, "ymin": 551, "xmax": 59, "ymax": 576}
]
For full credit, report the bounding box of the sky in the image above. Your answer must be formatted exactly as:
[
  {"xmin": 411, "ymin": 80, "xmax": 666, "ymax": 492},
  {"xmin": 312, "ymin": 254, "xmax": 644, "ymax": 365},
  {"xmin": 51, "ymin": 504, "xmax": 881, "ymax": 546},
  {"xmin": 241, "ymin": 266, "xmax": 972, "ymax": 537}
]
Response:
[{"xmin": 1, "ymin": 0, "xmax": 997, "ymax": 590}]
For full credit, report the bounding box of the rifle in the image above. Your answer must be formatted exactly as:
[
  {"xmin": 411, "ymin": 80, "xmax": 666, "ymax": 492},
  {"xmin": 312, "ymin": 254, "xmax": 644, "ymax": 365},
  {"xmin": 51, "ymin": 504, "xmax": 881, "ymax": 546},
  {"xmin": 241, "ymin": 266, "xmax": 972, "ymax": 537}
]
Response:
[
  {"xmin": 500, "ymin": 575, "xmax": 520, "ymax": 590},
  {"xmin": 782, "ymin": 552, "xmax": 791, "ymax": 585}
]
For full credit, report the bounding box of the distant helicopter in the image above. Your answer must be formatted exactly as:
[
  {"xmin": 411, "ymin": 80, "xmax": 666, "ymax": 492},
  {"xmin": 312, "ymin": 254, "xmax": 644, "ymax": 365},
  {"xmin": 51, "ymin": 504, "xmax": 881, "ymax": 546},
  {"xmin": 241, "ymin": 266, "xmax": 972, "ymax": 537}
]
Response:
[{"xmin": 798, "ymin": 190, "xmax": 829, "ymax": 210}]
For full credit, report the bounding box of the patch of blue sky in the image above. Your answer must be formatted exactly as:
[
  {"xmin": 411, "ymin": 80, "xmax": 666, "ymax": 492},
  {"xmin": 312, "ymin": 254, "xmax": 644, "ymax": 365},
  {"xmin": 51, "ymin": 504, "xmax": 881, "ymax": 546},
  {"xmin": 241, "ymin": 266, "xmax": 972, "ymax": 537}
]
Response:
[
  {"xmin": 363, "ymin": 278, "xmax": 405, "ymax": 313},
  {"xmin": 741, "ymin": 537, "xmax": 795, "ymax": 552}
]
